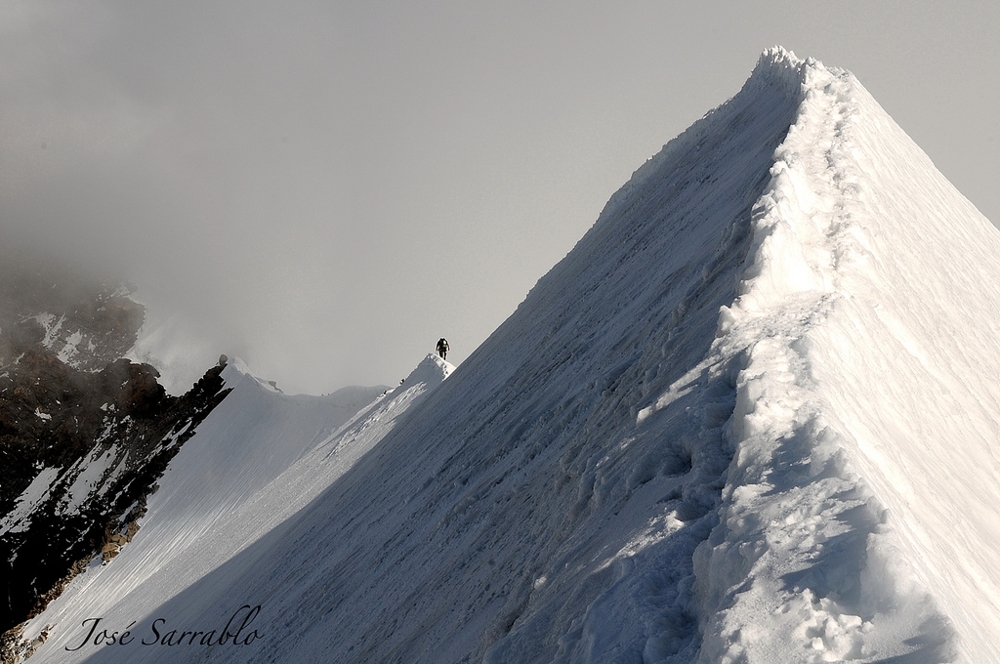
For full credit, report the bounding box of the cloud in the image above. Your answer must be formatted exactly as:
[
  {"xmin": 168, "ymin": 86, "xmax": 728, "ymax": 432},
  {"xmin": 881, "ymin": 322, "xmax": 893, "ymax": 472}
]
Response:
[{"xmin": 2, "ymin": 2, "xmax": 996, "ymax": 394}]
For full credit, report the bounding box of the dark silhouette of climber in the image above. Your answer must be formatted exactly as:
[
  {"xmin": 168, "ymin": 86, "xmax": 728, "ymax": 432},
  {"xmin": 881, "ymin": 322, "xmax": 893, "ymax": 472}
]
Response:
[{"xmin": 436, "ymin": 338, "xmax": 449, "ymax": 360}]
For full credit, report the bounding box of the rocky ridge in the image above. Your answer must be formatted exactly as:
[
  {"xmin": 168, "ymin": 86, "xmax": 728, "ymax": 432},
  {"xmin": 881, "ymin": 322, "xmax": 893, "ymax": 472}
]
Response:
[{"xmin": 0, "ymin": 271, "xmax": 230, "ymax": 659}]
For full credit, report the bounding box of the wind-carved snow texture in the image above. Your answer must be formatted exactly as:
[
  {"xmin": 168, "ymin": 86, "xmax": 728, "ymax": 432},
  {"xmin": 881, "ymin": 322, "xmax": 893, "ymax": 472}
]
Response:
[
  {"xmin": 44, "ymin": 49, "xmax": 801, "ymax": 664},
  {"xmin": 692, "ymin": 49, "xmax": 1000, "ymax": 663},
  {"xmin": 17, "ymin": 48, "xmax": 1000, "ymax": 664}
]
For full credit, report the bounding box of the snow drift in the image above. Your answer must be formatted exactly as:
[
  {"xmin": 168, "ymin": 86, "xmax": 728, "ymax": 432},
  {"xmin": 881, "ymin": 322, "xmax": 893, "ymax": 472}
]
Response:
[{"xmin": 15, "ymin": 48, "xmax": 1000, "ymax": 663}]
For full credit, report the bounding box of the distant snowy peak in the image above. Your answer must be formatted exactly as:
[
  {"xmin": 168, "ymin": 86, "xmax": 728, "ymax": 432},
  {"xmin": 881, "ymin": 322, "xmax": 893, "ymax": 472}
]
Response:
[{"xmin": 219, "ymin": 355, "xmax": 276, "ymax": 390}]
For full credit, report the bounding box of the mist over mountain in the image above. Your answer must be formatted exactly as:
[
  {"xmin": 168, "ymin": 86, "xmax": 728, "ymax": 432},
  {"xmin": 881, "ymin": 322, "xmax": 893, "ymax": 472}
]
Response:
[{"xmin": 4, "ymin": 48, "xmax": 1000, "ymax": 664}]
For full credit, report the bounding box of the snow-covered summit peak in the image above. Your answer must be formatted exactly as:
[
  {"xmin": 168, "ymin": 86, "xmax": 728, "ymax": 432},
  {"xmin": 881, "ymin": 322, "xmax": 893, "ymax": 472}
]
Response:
[
  {"xmin": 220, "ymin": 355, "xmax": 252, "ymax": 379},
  {"xmin": 593, "ymin": 46, "xmax": 809, "ymax": 229},
  {"xmin": 217, "ymin": 356, "xmax": 307, "ymax": 396},
  {"xmin": 740, "ymin": 46, "xmax": 812, "ymax": 102},
  {"xmin": 11, "ymin": 50, "xmax": 1000, "ymax": 664},
  {"xmin": 757, "ymin": 45, "xmax": 803, "ymax": 71},
  {"xmin": 742, "ymin": 47, "xmax": 860, "ymax": 119}
]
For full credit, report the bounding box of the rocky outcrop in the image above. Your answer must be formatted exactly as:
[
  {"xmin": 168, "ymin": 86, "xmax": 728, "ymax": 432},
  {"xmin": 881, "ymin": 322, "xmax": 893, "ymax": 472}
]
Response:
[
  {"xmin": 0, "ymin": 268, "xmax": 144, "ymax": 373},
  {"xmin": 0, "ymin": 271, "xmax": 231, "ymax": 645},
  {"xmin": 0, "ymin": 359, "xmax": 230, "ymax": 635}
]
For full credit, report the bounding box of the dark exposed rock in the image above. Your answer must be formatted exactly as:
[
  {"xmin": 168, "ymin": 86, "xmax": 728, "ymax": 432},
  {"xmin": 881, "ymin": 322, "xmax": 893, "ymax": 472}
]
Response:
[
  {"xmin": 0, "ymin": 358, "xmax": 230, "ymax": 637},
  {"xmin": 0, "ymin": 268, "xmax": 144, "ymax": 373},
  {"xmin": 0, "ymin": 271, "xmax": 232, "ymax": 644}
]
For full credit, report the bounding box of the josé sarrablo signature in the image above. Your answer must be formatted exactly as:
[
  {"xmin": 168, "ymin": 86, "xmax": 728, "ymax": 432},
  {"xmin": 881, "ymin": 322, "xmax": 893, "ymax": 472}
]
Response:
[{"xmin": 64, "ymin": 604, "xmax": 263, "ymax": 651}]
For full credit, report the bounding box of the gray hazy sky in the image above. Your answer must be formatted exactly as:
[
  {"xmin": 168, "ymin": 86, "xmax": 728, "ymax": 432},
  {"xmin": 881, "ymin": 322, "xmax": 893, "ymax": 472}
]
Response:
[{"xmin": 1, "ymin": 1, "xmax": 997, "ymax": 394}]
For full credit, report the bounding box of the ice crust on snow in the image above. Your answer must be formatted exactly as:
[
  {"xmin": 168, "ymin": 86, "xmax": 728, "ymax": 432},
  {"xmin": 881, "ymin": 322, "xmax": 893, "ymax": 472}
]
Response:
[{"xmin": 17, "ymin": 48, "xmax": 1000, "ymax": 663}]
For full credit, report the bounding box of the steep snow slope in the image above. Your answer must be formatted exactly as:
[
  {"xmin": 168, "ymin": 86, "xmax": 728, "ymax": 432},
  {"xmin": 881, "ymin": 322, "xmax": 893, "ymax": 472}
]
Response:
[
  {"xmin": 12, "ymin": 357, "xmax": 441, "ymax": 661},
  {"xmin": 20, "ymin": 48, "xmax": 1000, "ymax": 663},
  {"xmin": 54, "ymin": 48, "xmax": 798, "ymax": 664}
]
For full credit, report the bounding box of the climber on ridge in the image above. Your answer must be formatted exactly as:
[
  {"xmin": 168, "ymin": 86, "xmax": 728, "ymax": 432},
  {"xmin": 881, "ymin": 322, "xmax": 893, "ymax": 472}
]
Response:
[{"xmin": 436, "ymin": 338, "xmax": 449, "ymax": 360}]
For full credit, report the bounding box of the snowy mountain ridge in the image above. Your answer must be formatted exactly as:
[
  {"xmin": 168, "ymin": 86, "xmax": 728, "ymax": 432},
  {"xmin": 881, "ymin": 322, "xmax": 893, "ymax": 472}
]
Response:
[
  {"xmin": 5, "ymin": 355, "xmax": 444, "ymax": 661},
  {"xmin": 10, "ymin": 47, "xmax": 1000, "ymax": 663},
  {"xmin": 691, "ymin": 49, "xmax": 1000, "ymax": 662}
]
